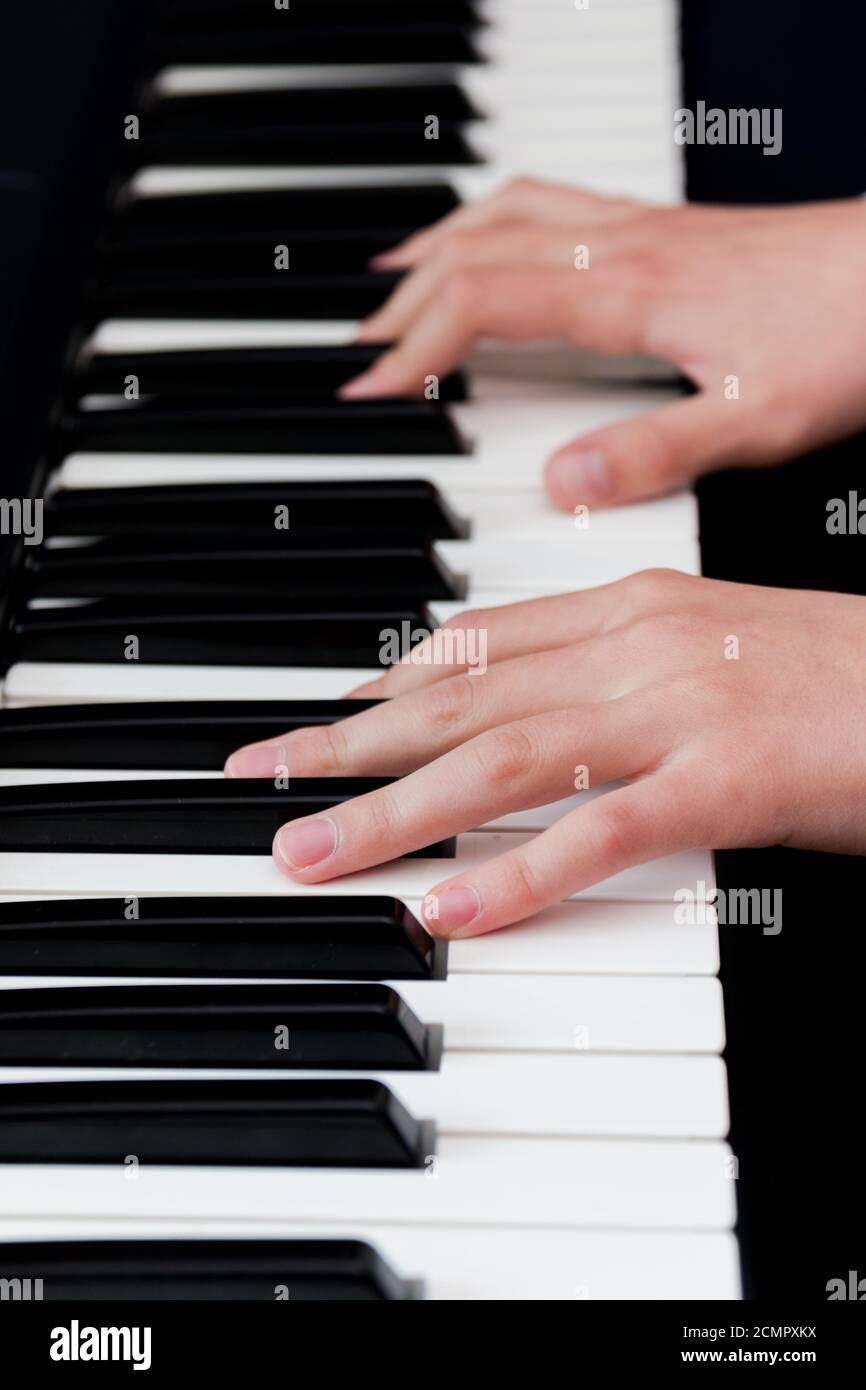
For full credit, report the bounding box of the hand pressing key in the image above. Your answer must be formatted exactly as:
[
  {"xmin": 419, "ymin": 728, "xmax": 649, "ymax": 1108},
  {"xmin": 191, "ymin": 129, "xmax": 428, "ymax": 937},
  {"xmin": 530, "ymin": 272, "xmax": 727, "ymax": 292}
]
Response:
[
  {"xmin": 225, "ymin": 572, "xmax": 866, "ymax": 938},
  {"xmin": 339, "ymin": 179, "xmax": 866, "ymax": 512}
]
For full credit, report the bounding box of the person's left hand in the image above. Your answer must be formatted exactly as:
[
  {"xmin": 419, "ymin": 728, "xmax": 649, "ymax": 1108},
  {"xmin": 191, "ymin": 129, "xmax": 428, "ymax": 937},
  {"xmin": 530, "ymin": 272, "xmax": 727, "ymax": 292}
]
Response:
[{"xmin": 225, "ymin": 570, "xmax": 866, "ymax": 938}]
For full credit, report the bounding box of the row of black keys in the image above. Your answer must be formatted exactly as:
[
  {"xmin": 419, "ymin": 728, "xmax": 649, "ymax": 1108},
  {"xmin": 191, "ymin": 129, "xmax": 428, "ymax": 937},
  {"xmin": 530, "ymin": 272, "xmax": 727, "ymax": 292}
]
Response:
[
  {"xmin": 0, "ymin": 1238, "xmax": 418, "ymax": 1300},
  {"xmin": 12, "ymin": 475, "xmax": 470, "ymax": 664},
  {"xmin": 87, "ymin": 182, "xmax": 467, "ymax": 317},
  {"xmin": 0, "ymin": 895, "xmax": 443, "ymax": 1172},
  {"xmin": 144, "ymin": 0, "xmax": 484, "ymax": 67}
]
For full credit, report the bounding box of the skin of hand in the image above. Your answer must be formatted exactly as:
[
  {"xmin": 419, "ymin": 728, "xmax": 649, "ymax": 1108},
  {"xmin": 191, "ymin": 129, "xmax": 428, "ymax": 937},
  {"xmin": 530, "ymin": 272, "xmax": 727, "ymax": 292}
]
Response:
[
  {"xmin": 225, "ymin": 570, "xmax": 866, "ymax": 938},
  {"xmin": 336, "ymin": 178, "xmax": 866, "ymax": 512}
]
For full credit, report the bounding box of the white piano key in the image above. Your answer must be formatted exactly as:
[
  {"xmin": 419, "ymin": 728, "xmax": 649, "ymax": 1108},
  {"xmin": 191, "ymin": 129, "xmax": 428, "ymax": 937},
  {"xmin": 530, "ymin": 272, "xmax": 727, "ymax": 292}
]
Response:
[
  {"xmin": 448, "ymin": 900, "xmax": 720, "ymax": 977},
  {"xmin": 0, "ymin": 1051, "xmax": 728, "ymax": 1138},
  {"xmin": 394, "ymin": 974, "xmax": 726, "ymax": 1054},
  {"xmin": 0, "ymin": 1129, "xmax": 735, "ymax": 1230},
  {"xmin": 1, "ymin": 662, "xmax": 377, "ymax": 706},
  {"xmin": 0, "ymin": 1218, "xmax": 741, "ymax": 1299},
  {"xmin": 0, "ymin": 834, "xmax": 717, "ymax": 904}
]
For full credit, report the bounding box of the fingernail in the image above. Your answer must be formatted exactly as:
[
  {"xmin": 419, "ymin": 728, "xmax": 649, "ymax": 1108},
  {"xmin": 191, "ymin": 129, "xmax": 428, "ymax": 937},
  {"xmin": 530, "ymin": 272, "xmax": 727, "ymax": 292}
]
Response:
[
  {"xmin": 554, "ymin": 446, "xmax": 612, "ymax": 501},
  {"xmin": 225, "ymin": 742, "xmax": 287, "ymax": 778},
  {"xmin": 276, "ymin": 817, "xmax": 338, "ymax": 870},
  {"xmin": 338, "ymin": 370, "xmax": 382, "ymax": 399},
  {"xmin": 423, "ymin": 885, "xmax": 481, "ymax": 937}
]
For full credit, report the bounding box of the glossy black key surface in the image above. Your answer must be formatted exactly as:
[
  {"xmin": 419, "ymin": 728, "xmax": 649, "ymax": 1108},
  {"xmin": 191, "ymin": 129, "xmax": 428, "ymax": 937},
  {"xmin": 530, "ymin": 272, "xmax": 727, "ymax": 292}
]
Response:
[
  {"xmin": 97, "ymin": 229, "xmax": 422, "ymax": 278},
  {"xmin": 107, "ymin": 185, "xmax": 459, "ymax": 244},
  {"xmin": 11, "ymin": 598, "xmax": 435, "ymax": 666},
  {"xmin": 0, "ymin": 983, "xmax": 436, "ymax": 1070},
  {"xmin": 26, "ymin": 536, "xmax": 467, "ymax": 603},
  {"xmin": 0, "ymin": 1237, "xmax": 420, "ymax": 1300},
  {"xmin": 140, "ymin": 83, "xmax": 478, "ymax": 132},
  {"xmin": 123, "ymin": 121, "xmax": 478, "ymax": 169},
  {"xmin": 60, "ymin": 397, "xmax": 467, "ymax": 453},
  {"xmin": 0, "ymin": 895, "xmax": 446, "ymax": 979},
  {"xmin": 147, "ymin": 21, "xmax": 482, "ymax": 67},
  {"xmin": 0, "ymin": 1079, "xmax": 431, "ymax": 1167},
  {"xmin": 71, "ymin": 346, "xmax": 467, "ymax": 402},
  {"xmin": 0, "ymin": 700, "xmax": 382, "ymax": 770},
  {"xmin": 0, "ymin": 779, "xmax": 456, "ymax": 856},
  {"xmin": 163, "ymin": 0, "xmax": 478, "ymax": 23},
  {"xmin": 84, "ymin": 271, "xmax": 403, "ymax": 320},
  {"xmin": 44, "ymin": 481, "xmax": 469, "ymax": 541}
]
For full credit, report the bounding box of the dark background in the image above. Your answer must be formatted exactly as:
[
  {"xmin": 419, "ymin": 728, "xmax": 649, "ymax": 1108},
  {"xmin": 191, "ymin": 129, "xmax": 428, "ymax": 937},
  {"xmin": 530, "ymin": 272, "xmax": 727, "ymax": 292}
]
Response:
[
  {"xmin": 683, "ymin": 0, "xmax": 866, "ymax": 1297},
  {"xmin": 0, "ymin": 0, "xmax": 863, "ymax": 1300}
]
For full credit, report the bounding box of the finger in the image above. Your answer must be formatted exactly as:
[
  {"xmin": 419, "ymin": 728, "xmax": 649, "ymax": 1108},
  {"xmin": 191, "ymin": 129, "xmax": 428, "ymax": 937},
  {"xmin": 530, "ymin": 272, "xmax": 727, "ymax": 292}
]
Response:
[
  {"xmin": 231, "ymin": 636, "xmax": 660, "ymax": 780},
  {"xmin": 421, "ymin": 761, "xmax": 705, "ymax": 937},
  {"xmin": 270, "ymin": 705, "xmax": 659, "ymax": 882},
  {"xmin": 340, "ymin": 584, "xmax": 638, "ymax": 702},
  {"xmin": 545, "ymin": 394, "xmax": 750, "ymax": 511},
  {"xmin": 358, "ymin": 225, "xmax": 591, "ymax": 344},
  {"xmin": 341, "ymin": 264, "xmax": 644, "ymax": 399},
  {"xmin": 372, "ymin": 179, "xmax": 644, "ymax": 268}
]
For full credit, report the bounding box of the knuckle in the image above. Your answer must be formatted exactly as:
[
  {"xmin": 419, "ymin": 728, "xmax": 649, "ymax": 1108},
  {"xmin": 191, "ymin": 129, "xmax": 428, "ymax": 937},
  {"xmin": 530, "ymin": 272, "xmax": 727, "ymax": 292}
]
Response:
[
  {"xmin": 593, "ymin": 796, "xmax": 649, "ymax": 866},
  {"xmin": 627, "ymin": 566, "xmax": 691, "ymax": 607},
  {"xmin": 424, "ymin": 673, "xmax": 477, "ymax": 732},
  {"xmin": 499, "ymin": 849, "xmax": 544, "ymax": 912},
  {"xmin": 289, "ymin": 721, "xmax": 346, "ymax": 774},
  {"xmin": 633, "ymin": 608, "xmax": 696, "ymax": 652},
  {"xmin": 444, "ymin": 606, "xmax": 483, "ymax": 633},
  {"xmin": 364, "ymin": 786, "xmax": 404, "ymax": 845},
  {"xmin": 442, "ymin": 269, "xmax": 478, "ymax": 313},
  {"xmin": 472, "ymin": 722, "xmax": 539, "ymax": 790},
  {"xmin": 501, "ymin": 174, "xmax": 539, "ymax": 202}
]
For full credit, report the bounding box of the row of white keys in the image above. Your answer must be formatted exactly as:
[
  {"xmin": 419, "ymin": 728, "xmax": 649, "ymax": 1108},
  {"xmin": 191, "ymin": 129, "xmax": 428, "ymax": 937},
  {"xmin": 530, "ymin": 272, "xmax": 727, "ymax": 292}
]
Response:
[
  {"xmin": 0, "ymin": 834, "xmax": 715, "ymax": 903},
  {"xmin": 0, "ymin": 1216, "xmax": 740, "ymax": 1301},
  {"xmin": 0, "ymin": 1127, "xmax": 735, "ymax": 1234}
]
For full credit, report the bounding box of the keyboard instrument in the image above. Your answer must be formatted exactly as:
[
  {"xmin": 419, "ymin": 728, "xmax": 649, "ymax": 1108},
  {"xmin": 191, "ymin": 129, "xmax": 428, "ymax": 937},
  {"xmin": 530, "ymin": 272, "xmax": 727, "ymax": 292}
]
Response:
[{"xmin": 0, "ymin": 0, "xmax": 758, "ymax": 1302}]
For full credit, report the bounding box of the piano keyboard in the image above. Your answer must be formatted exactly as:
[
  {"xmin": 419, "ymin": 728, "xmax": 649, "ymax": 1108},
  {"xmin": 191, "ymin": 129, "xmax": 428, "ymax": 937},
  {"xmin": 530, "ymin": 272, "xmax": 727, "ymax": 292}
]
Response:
[{"xmin": 0, "ymin": 0, "xmax": 741, "ymax": 1300}]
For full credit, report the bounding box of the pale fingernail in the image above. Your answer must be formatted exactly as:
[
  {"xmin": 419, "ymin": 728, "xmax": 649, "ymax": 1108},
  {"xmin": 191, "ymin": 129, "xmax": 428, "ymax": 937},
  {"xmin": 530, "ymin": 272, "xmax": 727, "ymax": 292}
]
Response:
[
  {"xmin": 338, "ymin": 370, "xmax": 384, "ymax": 399},
  {"xmin": 225, "ymin": 742, "xmax": 287, "ymax": 778},
  {"xmin": 276, "ymin": 817, "xmax": 338, "ymax": 871},
  {"xmin": 553, "ymin": 447, "xmax": 612, "ymax": 501},
  {"xmin": 423, "ymin": 885, "xmax": 481, "ymax": 937}
]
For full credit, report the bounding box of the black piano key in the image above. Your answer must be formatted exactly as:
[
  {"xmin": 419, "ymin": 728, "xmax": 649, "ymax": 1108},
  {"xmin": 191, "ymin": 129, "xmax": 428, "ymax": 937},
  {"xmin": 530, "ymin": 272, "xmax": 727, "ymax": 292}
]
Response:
[
  {"xmin": 122, "ymin": 122, "xmax": 479, "ymax": 169},
  {"xmin": 26, "ymin": 536, "xmax": 467, "ymax": 604},
  {"xmin": 146, "ymin": 22, "xmax": 482, "ymax": 67},
  {"xmin": 106, "ymin": 185, "xmax": 460, "ymax": 244},
  {"xmin": 59, "ymin": 398, "xmax": 468, "ymax": 453},
  {"xmin": 44, "ymin": 481, "xmax": 470, "ymax": 541},
  {"xmin": 0, "ymin": 1079, "xmax": 432, "ymax": 1167},
  {"xmin": 0, "ymin": 700, "xmax": 383, "ymax": 770},
  {"xmin": 0, "ymin": 895, "xmax": 446, "ymax": 980},
  {"xmin": 71, "ymin": 346, "xmax": 467, "ymax": 402},
  {"xmin": 140, "ymin": 83, "xmax": 479, "ymax": 132},
  {"xmin": 96, "ymin": 228, "xmax": 421, "ymax": 278},
  {"xmin": 162, "ymin": 0, "xmax": 478, "ymax": 24},
  {"xmin": 11, "ymin": 598, "xmax": 435, "ymax": 666},
  {"xmin": 84, "ymin": 271, "xmax": 403, "ymax": 320},
  {"xmin": 0, "ymin": 983, "xmax": 436, "ymax": 1070},
  {"xmin": 0, "ymin": 1237, "xmax": 421, "ymax": 1300},
  {"xmin": 0, "ymin": 778, "xmax": 456, "ymax": 856}
]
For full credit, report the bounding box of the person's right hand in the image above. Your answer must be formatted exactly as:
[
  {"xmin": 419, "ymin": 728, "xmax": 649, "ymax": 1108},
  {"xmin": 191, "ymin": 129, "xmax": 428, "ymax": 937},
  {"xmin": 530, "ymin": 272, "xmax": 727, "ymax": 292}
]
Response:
[{"xmin": 339, "ymin": 179, "xmax": 866, "ymax": 513}]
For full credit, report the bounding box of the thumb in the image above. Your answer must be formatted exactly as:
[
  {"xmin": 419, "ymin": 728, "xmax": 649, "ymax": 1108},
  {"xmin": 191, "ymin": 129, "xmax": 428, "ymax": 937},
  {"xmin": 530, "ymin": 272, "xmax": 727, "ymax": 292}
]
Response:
[{"xmin": 544, "ymin": 394, "xmax": 738, "ymax": 511}]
